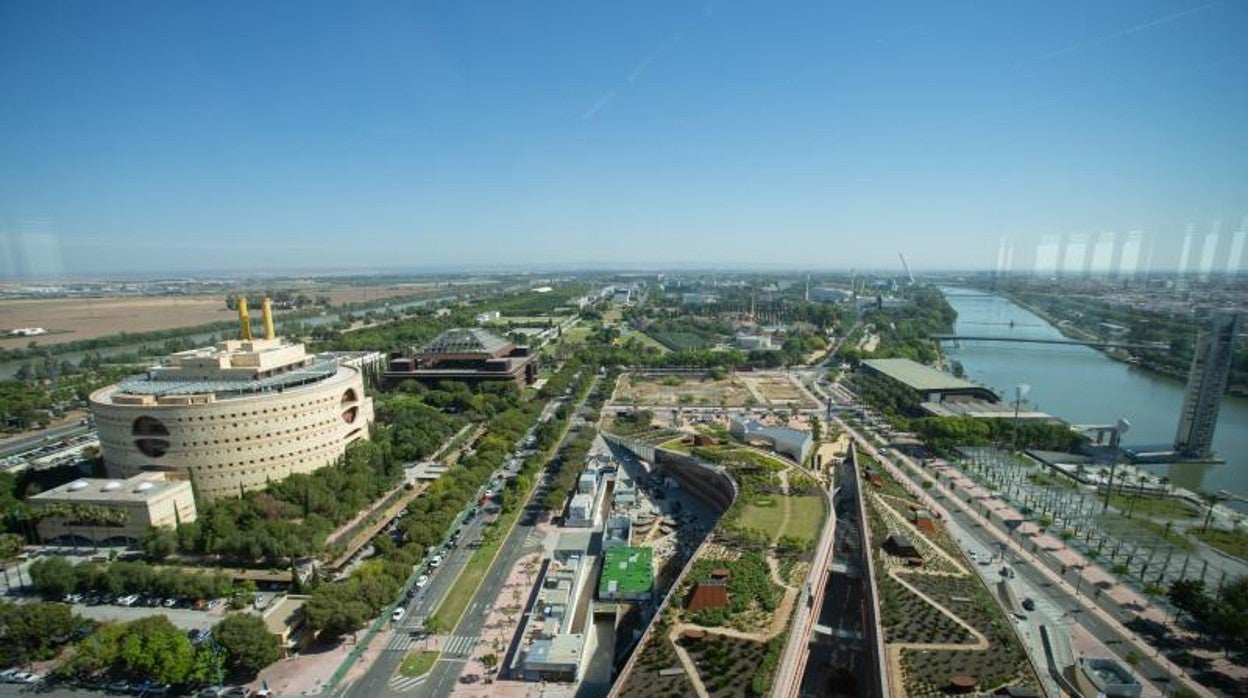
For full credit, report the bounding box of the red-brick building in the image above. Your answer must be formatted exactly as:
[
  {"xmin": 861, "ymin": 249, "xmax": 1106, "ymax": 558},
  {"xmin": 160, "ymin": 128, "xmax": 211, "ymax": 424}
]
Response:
[{"xmin": 382, "ymin": 328, "xmax": 539, "ymax": 389}]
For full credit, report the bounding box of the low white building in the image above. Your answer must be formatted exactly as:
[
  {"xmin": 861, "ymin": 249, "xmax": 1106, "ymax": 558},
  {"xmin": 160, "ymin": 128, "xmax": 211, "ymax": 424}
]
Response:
[
  {"xmin": 475, "ymin": 310, "xmax": 501, "ymax": 324},
  {"xmin": 566, "ymin": 493, "xmax": 595, "ymax": 528},
  {"xmin": 29, "ymin": 472, "xmax": 197, "ymax": 545}
]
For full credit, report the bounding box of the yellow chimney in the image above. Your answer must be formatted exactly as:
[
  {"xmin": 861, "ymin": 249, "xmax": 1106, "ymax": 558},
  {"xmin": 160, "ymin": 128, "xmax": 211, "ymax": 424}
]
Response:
[
  {"xmin": 238, "ymin": 297, "xmax": 253, "ymax": 340},
  {"xmin": 261, "ymin": 298, "xmax": 276, "ymax": 340}
]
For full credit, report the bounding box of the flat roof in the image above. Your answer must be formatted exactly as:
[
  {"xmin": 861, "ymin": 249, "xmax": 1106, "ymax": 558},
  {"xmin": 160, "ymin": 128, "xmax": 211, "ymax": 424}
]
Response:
[
  {"xmin": 113, "ymin": 358, "xmax": 345, "ymax": 398},
  {"xmin": 30, "ymin": 472, "xmax": 189, "ymax": 504},
  {"xmin": 861, "ymin": 358, "xmax": 989, "ymax": 393},
  {"xmin": 598, "ymin": 546, "xmax": 653, "ymax": 596}
]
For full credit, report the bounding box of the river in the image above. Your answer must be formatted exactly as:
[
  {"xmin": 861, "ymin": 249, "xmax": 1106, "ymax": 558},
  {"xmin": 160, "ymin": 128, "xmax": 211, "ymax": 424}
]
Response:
[{"xmin": 939, "ymin": 287, "xmax": 1248, "ymax": 500}]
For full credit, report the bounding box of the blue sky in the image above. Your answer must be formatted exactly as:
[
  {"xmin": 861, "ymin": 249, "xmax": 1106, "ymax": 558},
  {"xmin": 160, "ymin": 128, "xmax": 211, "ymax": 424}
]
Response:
[{"xmin": 1, "ymin": 0, "xmax": 1246, "ymax": 277}]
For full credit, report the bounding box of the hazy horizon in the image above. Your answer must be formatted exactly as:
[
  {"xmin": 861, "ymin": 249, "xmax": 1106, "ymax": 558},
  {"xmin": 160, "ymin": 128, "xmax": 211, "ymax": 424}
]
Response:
[{"xmin": 3, "ymin": 1, "xmax": 1247, "ymax": 278}]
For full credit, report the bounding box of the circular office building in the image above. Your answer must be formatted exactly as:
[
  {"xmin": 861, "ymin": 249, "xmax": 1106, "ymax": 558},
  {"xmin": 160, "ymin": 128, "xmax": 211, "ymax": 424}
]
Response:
[{"xmin": 90, "ymin": 336, "xmax": 374, "ymax": 499}]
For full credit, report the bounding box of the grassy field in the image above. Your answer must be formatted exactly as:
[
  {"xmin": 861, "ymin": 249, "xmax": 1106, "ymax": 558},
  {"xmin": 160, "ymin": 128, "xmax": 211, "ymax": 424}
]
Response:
[
  {"xmin": 1191, "ymin": 527, "xmax": 1248, "ymax": 560},
  {"xmin": 739, "ymin": 496, "xmax": 787, "ymax": 539},
  {"xmin": 399, "ymin": 650, "xmax": 439, "ymax": 677},
  {"xmin": 1106, "ymin": 493, "xmax": 1198, "ymax": 519},
  {"xmin": 738, "ymin": 493, "xmax": 826, "ymax": 544},
  {"xmin": 784, "ymin": 495, "xmax": 827, "ymax": 543},
  {"xmin": 624, "ymin": 329, "xmax": 672, "ymax": 353}
]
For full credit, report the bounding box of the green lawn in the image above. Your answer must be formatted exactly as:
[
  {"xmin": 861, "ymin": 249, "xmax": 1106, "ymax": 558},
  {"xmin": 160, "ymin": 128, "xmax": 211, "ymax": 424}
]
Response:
[
  {"xmin": 624, "ymin": 330, "xmax": 672, "ymax": 353},
  {"xmin": 1105, "ymin": 493, "xmax": 1198, "ymax": 519},
  {"xmin": 1192, "ymin": 527, "xmax": 1248, "ymax": 560},
  {"xmin": 399, "ymin": 650, "xmax": 439, "ymax": 678},
  {"xmin": 561, "ymin": 325, "xmax": 594, "ymax": 344},
  {"xmin": 782, "ymin": 495, "xmax": 827, "ymax": 544},
  {"xmin": 739, "ymin": 496, "xmax": 787, "ymax": 540}
]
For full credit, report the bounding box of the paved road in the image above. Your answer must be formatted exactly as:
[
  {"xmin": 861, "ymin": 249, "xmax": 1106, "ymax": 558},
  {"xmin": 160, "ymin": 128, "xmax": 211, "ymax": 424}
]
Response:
[
  {"xmin": 0, "ymin": 423, "xmax": 91, "ymax": 458},
  {"xmin": 420, "ymin": 377, "xmax": 599, "ymax": 698},
  {"xmin": 341, "ymin": 390, "xmax": 578, "ymax": 698}
]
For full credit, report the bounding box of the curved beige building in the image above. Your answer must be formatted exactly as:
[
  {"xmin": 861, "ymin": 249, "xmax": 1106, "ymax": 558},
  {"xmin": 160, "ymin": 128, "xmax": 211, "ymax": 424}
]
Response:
[{"xmin": 90, "ymin": 336, "xmax": 374, "ymax": 499}]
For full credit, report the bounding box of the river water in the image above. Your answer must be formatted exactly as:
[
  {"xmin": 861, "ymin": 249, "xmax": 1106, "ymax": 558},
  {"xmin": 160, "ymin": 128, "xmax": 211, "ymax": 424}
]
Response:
[{"xmin": 939, "ymin": 287, "xmax": 1248, "ymax": 499}]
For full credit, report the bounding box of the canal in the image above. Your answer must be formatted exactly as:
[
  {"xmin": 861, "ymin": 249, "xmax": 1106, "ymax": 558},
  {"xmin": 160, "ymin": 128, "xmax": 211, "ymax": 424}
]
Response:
[{"xmin": 939, "ymin": 288, "xmax": 1248, "ymax": 501}]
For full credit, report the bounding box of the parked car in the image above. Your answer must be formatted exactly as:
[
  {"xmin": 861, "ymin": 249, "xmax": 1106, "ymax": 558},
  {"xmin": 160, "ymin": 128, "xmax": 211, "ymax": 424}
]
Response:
[
  {"xmin": 392, "ymin": 607, "xmax": 406, "ymax": 622},
  {"xmin": 106, "ymin": 679, "xmax": 134, "ymax": 693},
  {"xmin": 1022, "ymin": 597, "xmax": 1036, "ymax": 612},
  {"xmin": 116, "ymin": 594, "xmax": 140, "ymax": 607},
  {"xmin": 0, "ymin": 669, "xmax": 19, "ymax": 683},
  {"xmin": 415, "ymin": 575, "xmax": 429, "ymax": 588}
]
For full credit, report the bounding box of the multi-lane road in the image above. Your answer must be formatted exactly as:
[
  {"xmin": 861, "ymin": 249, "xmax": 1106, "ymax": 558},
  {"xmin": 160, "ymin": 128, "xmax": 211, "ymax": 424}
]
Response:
[{"xmin": 343, "ymin": 379, "xmax": 595, "ymax": 698}]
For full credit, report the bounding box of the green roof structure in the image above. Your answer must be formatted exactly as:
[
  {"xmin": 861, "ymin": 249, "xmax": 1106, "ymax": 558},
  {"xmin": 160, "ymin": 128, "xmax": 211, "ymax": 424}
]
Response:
[
  {"xmin": 860, "ymin": 358, "xmax": 998, "ymax": 401},
  {"xmin": 598, "ymin": 546, "xmax": 654, "ymax": 601}
]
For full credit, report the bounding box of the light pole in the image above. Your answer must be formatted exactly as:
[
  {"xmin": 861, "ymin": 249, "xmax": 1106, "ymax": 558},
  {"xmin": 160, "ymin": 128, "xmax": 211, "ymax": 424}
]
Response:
[
  {"xmin": 1012, "ymin": 384, "xmax": 1030, "ymax": 453},
  {"xmin": 1101, "ymin": 418, "xmax": 1130, "ymax": 513}
]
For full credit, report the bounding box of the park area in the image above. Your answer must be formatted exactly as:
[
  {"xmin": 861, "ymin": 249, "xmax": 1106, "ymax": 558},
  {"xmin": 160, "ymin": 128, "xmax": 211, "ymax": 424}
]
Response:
[
  {"xmin": 862, "ymin": 457, "xmax": 1039, "ymax": 697},
  {"xmin": 739, "ymin": 494, "xmax": 826, "ymax": 546},
  {"xmin": 613, "ymin": 373, "xmax": 756, "ymax": 407}
]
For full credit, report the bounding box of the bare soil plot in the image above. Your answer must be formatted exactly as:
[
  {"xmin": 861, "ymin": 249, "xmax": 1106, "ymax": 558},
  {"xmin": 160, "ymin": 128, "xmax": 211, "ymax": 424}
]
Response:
[
  {"xmin": 737, "ymin": 373, "xmax": 816, "ymax": 407},
  {"xmin": 0, "ymin": 297, "xmax": 233, "ymax": 349},
  {"xmin": 612, "ymin": 373, "xmax": 755, "ymax": 407}
]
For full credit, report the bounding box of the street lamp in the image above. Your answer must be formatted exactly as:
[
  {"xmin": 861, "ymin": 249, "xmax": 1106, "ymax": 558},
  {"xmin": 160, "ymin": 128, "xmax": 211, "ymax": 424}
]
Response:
[
  {"xmin": 1012, "ymin": 384, "xmax": 1030, "ymax": 452},
  {"xmin": 1102, "ymin": 418, "xmax": 1130, "ymax": 513}
]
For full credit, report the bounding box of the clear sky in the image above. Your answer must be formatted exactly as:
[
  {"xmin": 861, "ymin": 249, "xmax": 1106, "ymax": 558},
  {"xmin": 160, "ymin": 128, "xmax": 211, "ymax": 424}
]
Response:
[{"xmin": 2, "ymin": 0, "xmax": 1246, "ymax": 277}]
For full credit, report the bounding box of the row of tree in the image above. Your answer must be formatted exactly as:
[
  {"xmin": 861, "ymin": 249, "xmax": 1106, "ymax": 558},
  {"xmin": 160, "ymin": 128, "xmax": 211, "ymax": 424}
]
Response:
[
  {"xmin": 27, "ymin": 557, "xmax": 235, "ymax": 601},
  {"xmin": 1169, "ymin": 576, "xmax": 1248, "ymax": 653}
]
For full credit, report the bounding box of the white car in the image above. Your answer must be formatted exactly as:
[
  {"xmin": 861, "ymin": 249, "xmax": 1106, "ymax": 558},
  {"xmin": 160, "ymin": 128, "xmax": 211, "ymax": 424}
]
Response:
[
  {"xmin": 415, "ymin": 574, "xmax": 429, "ymax": 588},
  {"xmin": 392, "ymin": 607, "xmax": 406, "ymax": 622},
  {"xmin": 116, "ymin": 594, "xmax": 140, "ymax": 607},
  {"xmin": 430, "ymin": 554, "xmax": 443, "ymax": 568}
]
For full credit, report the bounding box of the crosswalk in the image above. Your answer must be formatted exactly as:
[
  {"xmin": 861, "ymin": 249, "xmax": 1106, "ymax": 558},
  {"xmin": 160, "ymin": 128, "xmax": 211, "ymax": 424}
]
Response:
[
  {"xmin": 441, "ymin": 634, "xmax": 480, "ymax": 657},
  {"xmin": 384, "ymin": 631, "xmax": 480, "ymax": 657},
  {"xmin": 389, "ymin": 673, "xmax": 428, "ymax": 692}
]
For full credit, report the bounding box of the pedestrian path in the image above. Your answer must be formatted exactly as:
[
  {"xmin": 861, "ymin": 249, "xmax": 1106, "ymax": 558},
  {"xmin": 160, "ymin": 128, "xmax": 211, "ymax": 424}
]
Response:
[{"xmin": 388, "ymin": 672, "xmax": 428, "ymax": 692}]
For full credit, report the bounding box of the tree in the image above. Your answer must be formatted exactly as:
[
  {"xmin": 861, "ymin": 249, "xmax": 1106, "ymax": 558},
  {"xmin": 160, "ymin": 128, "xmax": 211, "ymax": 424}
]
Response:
[
  {"xmin": 1168, "ymin": 578, "xmax": 1210, "ymax": 623},
  {"xmin": 140, "ymin": 527, "xmax": 178, "ymax": 561},
  {"xmin": 213, "ymin": 613, "xmax": 282, "ymax": 676},
  {"xmin": 28, "ymin": 556, "xmax": 77, "ymax": 598},
  {"xmin": 0, "ymin": 600, "xmax": 86, "ymax": 666},
  {"xmin": 480, "ymin": 652, "xmax": 498, "ymax": 673}
]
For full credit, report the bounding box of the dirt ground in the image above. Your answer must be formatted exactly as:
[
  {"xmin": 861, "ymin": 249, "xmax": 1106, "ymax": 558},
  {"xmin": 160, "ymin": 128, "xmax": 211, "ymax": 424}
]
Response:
[
  {"xmin": 737, "ymin": 373, "xmax": 816, "ymax": 407},
  {"xmin": 613, "ymin": 374, "xmax": 756, "ymax": 407},
  {"xmin": 0, "ymin": 285, "xmax": 443, "ymax": 349},
  {"xmin": 0, "ymin": 296, "xmax": 234, "ymax": 349}
]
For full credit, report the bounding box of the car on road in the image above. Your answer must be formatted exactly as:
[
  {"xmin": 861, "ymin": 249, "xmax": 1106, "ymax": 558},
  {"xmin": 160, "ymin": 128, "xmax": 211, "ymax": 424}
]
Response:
[
  {"xmin": 415, "ymin": 574, "xmax": 429, "ymax": 588},
  {"xmin": 116, "ymin": 594, "xmax": 140, "ymax": 607},
  {"xmin": 392, "ymin": 607, "xmax": 406, "ymax": 622},
  {"xmin": 430, "ymin": 554, "xmax": 443, "ymax": 568},
  {"xmin": 1022, "ymin": 597, "xmax": 1036, "ymax": 612}
]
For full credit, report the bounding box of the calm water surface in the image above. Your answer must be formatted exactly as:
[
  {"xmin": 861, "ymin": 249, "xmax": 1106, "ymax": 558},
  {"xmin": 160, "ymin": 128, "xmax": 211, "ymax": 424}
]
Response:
[{"xmin": 940, "ymin": 287, "xmax": 1248, "ymax": 499}]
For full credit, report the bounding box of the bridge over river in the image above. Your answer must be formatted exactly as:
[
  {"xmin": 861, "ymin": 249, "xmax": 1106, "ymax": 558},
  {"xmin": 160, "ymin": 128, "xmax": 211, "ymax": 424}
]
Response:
[{"xmin": 930, "ymin": 333, "xmax": 1168, "ymax": 351}]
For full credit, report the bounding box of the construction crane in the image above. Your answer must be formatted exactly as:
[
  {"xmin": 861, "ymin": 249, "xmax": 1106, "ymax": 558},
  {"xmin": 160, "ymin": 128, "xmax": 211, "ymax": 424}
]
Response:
[{"xmin": 898, "ymin": 252, "xmax": 916, "ymax": 285}]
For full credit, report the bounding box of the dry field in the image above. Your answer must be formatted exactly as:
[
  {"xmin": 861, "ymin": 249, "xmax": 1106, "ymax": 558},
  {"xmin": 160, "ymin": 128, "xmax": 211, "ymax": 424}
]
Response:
[
  {"xmin": 612, "ymin": 373, "xmax": 756, "ymax": 407},
  {"xmin": 319, "ymin": 283, "xmax": 440, "ymax": 305},
  {"xmin": 738, "ymin": 373, "xmax": 816, "ymax": 407},
  {"xmin": 0, "ymin": 297, "xmax": 234, "ymax": 349}
]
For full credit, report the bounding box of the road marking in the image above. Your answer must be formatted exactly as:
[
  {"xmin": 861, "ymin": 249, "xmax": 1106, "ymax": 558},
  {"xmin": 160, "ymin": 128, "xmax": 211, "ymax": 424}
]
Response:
[
  {"xmin": 441, "ymin": 634, "xmax": 480, "ymax": 657},
  {"xmin": 389, "ymin": 673, "xmax": 429, "ymax": 691}
]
